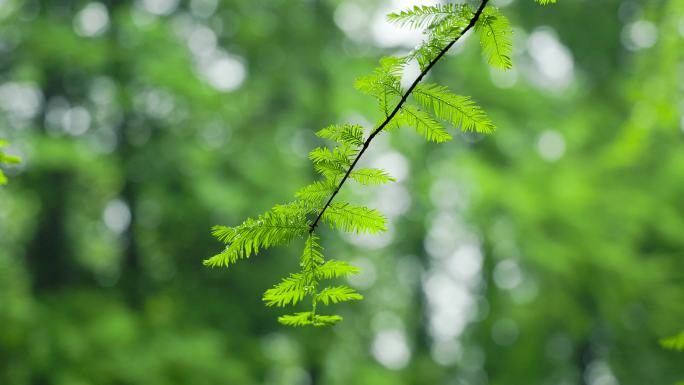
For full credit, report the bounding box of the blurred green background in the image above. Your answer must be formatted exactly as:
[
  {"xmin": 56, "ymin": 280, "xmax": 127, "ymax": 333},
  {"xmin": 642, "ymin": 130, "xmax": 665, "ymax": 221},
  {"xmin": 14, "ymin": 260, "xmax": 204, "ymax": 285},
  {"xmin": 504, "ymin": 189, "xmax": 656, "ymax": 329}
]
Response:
[{"xmin": 1, "ymin": 0, "xmax": 683, "ymax": 384}]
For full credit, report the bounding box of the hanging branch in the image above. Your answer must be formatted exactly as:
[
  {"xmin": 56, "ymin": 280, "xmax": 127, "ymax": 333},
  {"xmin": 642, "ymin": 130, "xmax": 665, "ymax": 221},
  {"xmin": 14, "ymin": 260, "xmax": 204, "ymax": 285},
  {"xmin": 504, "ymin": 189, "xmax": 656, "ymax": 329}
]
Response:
[
  {"xmin": 205, "ymin": 0, "xmax": 556, "ymax": 327},
  {"xmin": 308, "ymin": 0, "xmax": 491, "ymax": 234}
]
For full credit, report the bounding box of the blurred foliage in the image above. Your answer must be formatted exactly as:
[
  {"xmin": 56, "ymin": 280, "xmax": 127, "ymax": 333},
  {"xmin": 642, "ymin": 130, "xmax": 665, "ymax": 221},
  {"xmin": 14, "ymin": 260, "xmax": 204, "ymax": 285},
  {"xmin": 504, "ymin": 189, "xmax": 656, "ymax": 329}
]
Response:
[
  {"xmin": 0, "ymin": 138, "xmax": 21, "ymax": 184},
  {"xmin": 661, "ymin": 331, "xmax": 684, "ymax": 352},
  {"xmin": 0, "ymin": 0, "xmax": 682, "ymax": 384}
]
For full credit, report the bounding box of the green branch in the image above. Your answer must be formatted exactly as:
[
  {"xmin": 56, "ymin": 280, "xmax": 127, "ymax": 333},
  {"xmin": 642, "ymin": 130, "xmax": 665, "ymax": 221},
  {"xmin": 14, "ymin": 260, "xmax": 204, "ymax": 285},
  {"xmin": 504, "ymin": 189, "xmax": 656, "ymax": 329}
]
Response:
[
  {"xmin": 307, "ymin": 0, "xmax": 491, "ymax": 234},
  {"xmin": 206, "ymin": 0, "xmax": 557, "ymax": 327}
]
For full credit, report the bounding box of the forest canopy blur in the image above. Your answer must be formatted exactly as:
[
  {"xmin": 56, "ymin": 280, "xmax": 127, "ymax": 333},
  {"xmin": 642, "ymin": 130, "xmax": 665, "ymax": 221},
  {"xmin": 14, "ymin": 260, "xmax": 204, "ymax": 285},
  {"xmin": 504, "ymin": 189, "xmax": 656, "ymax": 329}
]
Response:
[{"xmin": 0, "ymin": 0, "xmax": 682, "ymax": 384}]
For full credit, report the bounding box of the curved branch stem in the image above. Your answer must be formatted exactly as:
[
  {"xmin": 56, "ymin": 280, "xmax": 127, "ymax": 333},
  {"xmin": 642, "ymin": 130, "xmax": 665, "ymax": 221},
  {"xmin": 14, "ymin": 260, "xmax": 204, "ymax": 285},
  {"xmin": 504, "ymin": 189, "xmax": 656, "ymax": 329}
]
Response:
[{"xmin": 309, "ymin": 0, "xmax": 490, "ymax": 233}]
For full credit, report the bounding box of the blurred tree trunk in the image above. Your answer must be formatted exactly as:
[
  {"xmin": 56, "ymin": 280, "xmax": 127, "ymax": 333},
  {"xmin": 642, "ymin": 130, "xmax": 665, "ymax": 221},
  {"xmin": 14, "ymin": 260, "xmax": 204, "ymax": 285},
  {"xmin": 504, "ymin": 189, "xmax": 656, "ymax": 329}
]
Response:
[
  {"xmin": 105, "ymin": 0, "xmax": 145, "ymax": 308},
  {"xmin": 25, "ymin": 170, "xmax": 74, "ymax": 291},
  {"xmin": 25, "ymin": 70, "xmax": 80, "ymax": 292}
]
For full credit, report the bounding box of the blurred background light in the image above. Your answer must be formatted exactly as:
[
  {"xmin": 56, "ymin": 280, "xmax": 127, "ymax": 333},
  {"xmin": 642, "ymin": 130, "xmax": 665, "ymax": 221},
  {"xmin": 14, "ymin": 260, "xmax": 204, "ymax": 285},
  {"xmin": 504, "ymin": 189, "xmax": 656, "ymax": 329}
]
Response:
[{"xmin": 74, "ymin": 2, "xmax": 110, "ymax": 37}]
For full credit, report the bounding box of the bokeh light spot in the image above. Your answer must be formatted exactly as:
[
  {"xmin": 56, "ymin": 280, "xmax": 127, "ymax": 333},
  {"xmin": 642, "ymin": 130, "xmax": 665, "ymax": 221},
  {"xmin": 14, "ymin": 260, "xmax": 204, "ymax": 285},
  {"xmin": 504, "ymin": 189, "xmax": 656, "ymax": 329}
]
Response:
[
  {"xmin": 537, "ymin": 129, "xmax": 566, "ymax": 162},
  {"xmin": 103, "ymin": 199, "xmax": 131, "ymax": 235},
  {"xmin": 74, "ymin": 2, "xmax": 109, "ymax": 37},
  {"xmin": 371, "ymin": 329, "xmax": 411, "ymax": 370}
]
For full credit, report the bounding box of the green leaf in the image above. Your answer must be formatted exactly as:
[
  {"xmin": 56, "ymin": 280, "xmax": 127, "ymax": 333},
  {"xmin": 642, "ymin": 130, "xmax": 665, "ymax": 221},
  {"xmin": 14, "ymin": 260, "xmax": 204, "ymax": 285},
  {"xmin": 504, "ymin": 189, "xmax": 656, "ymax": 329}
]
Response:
[
  {"xmin": 263, "ymin": 234, "xmax": 326, "ymax": 307},
  {"xmin": 204, "ymin": 211, "xmax": 308, "ymax": 267},
  {"xmin": 406, "ymin": 5, "xmax": 472, "ymax": 70},
  {"xmin": 309, "ymin": 147, "xmax": 351, "ymax": 166},
  {"xmin": 271, "ymin": 201, "xmax": 316, "ymax": 217},
  {"xmin": 295, "ymin": 180, "xmax": 337, "ymax": 206},
  {"xmin": 476, "ymin": 7, "xmax": 513, "ymax": 70},
  {"xmin": 0, "ymin": 138, "xmax": 21, "ymax": 186},
  {"xmin": 535, "ymin": 0, "xmax": 557, "ymax": 4},
  {"xmin": 355, "ymin": 57, "xmax": 405, "ymax": 115},
  {"xmin": 310, "ymin": 146, "xmax": 353, "ymax": 179},
  {"xmin": 315, "ymin": 260, "xmax": 360, "ymax": 280},
  {"xmin": 211, "ymin": 225, "xmax": 236, "ymax": 243},
  {"xmin": 387, "ymin": 4, "xmax": 466, "ymax": 30},
  {"xmin": 314, "ymin": 161, "xmax": 346, "ymax": 180},
  {"xmin": 413, "ymin": 37, "xmax": 454, "ymax": 71},
  {"xmin": 376, "ymin": 56, "xmax": 405, "ymax": 78},
  {"xmin": 262, "ymin": 273, "xmax": 307, "ymax": 307},
  {"xmin": 278, "ymin": 312, "xmax": 314, "ymax": 327},
  {"xmin": 413, "ymin": 83, "xmax": 495, "ymax": 134},
  {"xmin": 311, "ymin": 314, "xmax": 343, "ymax": 326},
  {"xmin": 396, "ymin": 104, "xmax": 452, "ymax": 143},
  {"xmin": 0, "ymin": 154, "xmax": 20, "ymax": 164},
  {"xmin": 349, "ymin": 168, "xmax": 396, "ymax": 185},
  {"xmin": 322, "ymin": 202, "xmax": 387, "ymax": 234},
  {"xmin": 300, "ymin": 233, "xmax": 325, "ymax": 273},
  {"xmin": 317, "ymin": 124, "xmax": 365, "ymax": 148},
  {"xmin": 316, "ymin": 285, "xmax": 363, "ymax": 305},
  {"xmin": 661, "ymin": 331, "xmax": 684, "ymax": 351},
  {"xmin": 277, "ymin": 312, "xmax": 343, "ymax": 327}
]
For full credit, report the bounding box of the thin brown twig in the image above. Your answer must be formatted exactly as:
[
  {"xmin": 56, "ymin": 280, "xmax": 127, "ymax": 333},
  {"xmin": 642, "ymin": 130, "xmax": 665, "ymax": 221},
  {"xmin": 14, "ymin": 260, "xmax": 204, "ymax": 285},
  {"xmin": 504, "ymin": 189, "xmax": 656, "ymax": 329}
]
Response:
[{"xmin": 309, "ymin": 0, "xmax": 491, "ymax": 233}]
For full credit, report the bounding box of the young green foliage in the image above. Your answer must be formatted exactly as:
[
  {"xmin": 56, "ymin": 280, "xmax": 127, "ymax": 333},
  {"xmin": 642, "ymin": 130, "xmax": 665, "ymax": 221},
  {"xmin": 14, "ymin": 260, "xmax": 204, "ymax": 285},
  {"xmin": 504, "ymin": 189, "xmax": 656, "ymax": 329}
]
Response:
[
  {"xmin": 278, "ymin": 312, "xmax": 343, "ymax": 327},
  {"xmin": 387, "ymin": 4, "xmax": 469, "ymax": 30},
  {"xmin": 413, "ymin": 83, "xmax": 496, "ymax": 133},
  {"xmin": 396, "ymin": 104, "xmax": 453, "ymax": 142},
  {"xmin": 390, "ymin": 4, "xmax": 474, "ymax": 70},
  {"xmin": 295, "ymin": 180, "xmax": 337, "ymax": 206},
  {"xmin": 661, "ymin": 331, "xmax": 684, "ymax": 384},
  {"xmin": 661, "ymin": 331, "xmax": 684, "ymax": 352},
  {"xmin": 350, "ymin": 168, "xmax": 396, "ymax": 185},
  {"xmin": 476, "ymin": 6, "xmax": 513, "ymax": 70},
  {"xmin": 316, "ymin": 123, "xmax": 365, "ymax": 147},
  {"xmin": 322, "ymin": 202, "xmax": 387, "ymax": 234},
  {"xmin": 264, "ymin": 234, "xmax": 362, "ymax": 327},
  {"xmin": 0, "ymin": 139, "xmax": 21, "ymax": 186},
  {"xmin": 204, "ymin": 210, "xmax": 309, "ymax": 267},
  {"xmin": 206, "ymin": 0, "xmax": 556, "ymax": 327},
  {"xmin": 355, "ymin": 56, "xmax": 404, "ymax": 116}
]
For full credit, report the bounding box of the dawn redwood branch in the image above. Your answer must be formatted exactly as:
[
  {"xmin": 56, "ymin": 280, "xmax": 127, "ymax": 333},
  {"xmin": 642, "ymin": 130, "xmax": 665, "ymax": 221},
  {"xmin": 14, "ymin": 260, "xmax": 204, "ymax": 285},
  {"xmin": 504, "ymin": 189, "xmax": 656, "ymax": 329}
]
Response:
[{"xmin": 309, "ymin": 0, "xmax": 491, "ymax": 233}]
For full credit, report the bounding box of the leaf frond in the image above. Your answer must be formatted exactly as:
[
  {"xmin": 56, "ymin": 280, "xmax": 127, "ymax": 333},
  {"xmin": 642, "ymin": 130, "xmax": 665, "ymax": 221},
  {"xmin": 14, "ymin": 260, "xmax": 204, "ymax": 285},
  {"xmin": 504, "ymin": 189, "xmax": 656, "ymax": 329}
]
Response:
[
  {"xmin": 661, "ymin": 331, "xmax": 684, "ymax": 351},
  {"xmin": 355, "ymin": 56, "xmax": 405, "ymax": 115},
  {"xmin": 397, "ymin": 104, "xmax": 452, "ymax": 143},
  {"xmin": 211, "ymin": 225, "xmax": 236, "ymax": 244},
  {"xmin": 413, "ymin": 83, "xmax": 495, "ymax": 134},
  {"xmin": 314, "ymin": 161, "xmax": 347, "ymax": 180},
  {"xmin": 277, "ymin": 312, "xmax": 343, "ymax": 327},
  {"xmin": 295, "ymin": 180, "xmax": 337, "ymax": 206},
  {"xmin": 278, "ymin": 312, "xmax": 314, "ymax": 327},
  {"xmin": 262, "ymin": 273, "xmax": 307, "ymax": 307},
  {"xmin": 315, "ymin": 260, "xmax": 360, "ymax": 280},
  {"xmin": 387, "ymin": 4, "xmax": 465, "ymax": 30},
  {"xmin": 300, "ymin": 233, "xmax": 325, "ymax": 272},
  {"xmin": 406, "ymin": 5, "xmax": 472, "ymax": 70},
  {"xmin": 309, "ymin": 147, "xmax": 351, "ymax": 166},
  {"xmin": 349, "ymin": 168, "xmax": 396, "ymax": 185},
  {"xmin": 316, "ymin": 285, "xmax": 363, "ymax": 305},
  {"xmin": 204, "ymin": 211, "xmax": 308, "ymax": 267},
  {"xmin": 317, "ymin": 124, "xmax": 365, "ymax": 148},
  {"xmin": 312, "ymin": 314, "xmax": 343, "ymax": 326},
  {"xmin": 322, "ymin": 202, "xmax": 387, "ymax": 234},
  {"xmin": 476, "ymin": 7, "xmax": 513, "ymax": 70}
]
